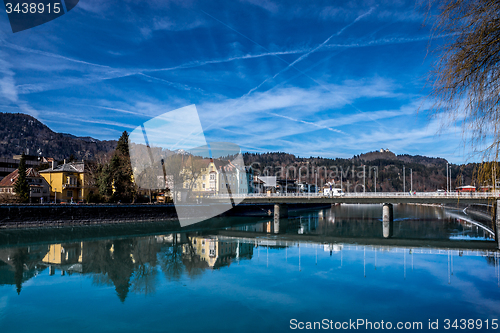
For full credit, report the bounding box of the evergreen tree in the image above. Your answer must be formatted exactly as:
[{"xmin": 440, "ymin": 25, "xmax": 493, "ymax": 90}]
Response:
[
  {"xmin": 112, "ymin": 132, "xmax": 135, "ymax": 202},
  {"xmin": 93, "ymin": 131, "xmax": 135, "ymax": 202},
  {"xmin": 97, "ymin": 163, "xmax": 113, "ymax": 199},
  {"xmin": 116, "ymin": 131, "xmax": 130, "ymax": 157},
  {"xmin": 14, "ymin": 153, "xmax": 30, "ymax": 203}
]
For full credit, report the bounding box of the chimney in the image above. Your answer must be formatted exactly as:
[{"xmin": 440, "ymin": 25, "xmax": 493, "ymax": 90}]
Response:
[
  {"xmin": 63, "ymin": 159, "xmax": 66, "ymax": 165},
  {"xmin": 51, "ymin": 161, "xmax": 55, "ymax": 170}
]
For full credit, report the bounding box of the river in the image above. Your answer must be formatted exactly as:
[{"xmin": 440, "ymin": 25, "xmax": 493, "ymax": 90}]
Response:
[{"xmin": 0, "ymin": 204, "xmax": 498, "ymax": 332}]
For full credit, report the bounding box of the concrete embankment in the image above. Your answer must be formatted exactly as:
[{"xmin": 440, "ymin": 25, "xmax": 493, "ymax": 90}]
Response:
[
  {"xmin": 0, "ymin": 202, "xmax": 331, "ymax": 229},
  {"xmin": 0, "ymin": 204, "xmax": 179, "ymax": 228},
  {"xmin": 464, "ymin": 204, "xmax": 495, "ymax": 223}
]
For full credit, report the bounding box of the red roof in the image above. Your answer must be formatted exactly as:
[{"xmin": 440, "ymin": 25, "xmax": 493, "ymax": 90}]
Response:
[{"xmin": 0, "ymin": 168, "xmax": 41, "ymax": 187}]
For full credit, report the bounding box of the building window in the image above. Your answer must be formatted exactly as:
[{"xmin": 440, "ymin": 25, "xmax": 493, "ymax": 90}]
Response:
[
  {"xmin": 202, "ymin": 175, "xmax": 206, "ymax": 180},
  {"xmin": 201, "ymin": 248, "xmax": 205, "ymax": 254},
  {"xmin": 67, "ymin": 190, "xmax": 73, "ymax": 198},
  {"xmin": 202, "ymin": 183, "xmax": 205, "ymax": 189}
]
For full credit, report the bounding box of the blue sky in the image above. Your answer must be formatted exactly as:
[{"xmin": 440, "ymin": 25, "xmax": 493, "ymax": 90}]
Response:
[{"xmin": 0, "ymin": 0, "xmax": 468, "ymax": 162}]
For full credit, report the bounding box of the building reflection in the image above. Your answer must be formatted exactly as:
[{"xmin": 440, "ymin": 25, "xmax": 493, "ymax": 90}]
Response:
[
  {"xmin": 0, "ymin": 204, "xmax": 497, "ymax": 300},
  {"xmin": 182, "ymin": 236, "xmax": 253, "ymax": 269}
]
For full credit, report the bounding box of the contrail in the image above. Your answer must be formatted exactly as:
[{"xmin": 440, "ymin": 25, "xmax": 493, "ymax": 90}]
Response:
[
  {"xmin": 267, "ymin": 112, "xmax": 346, "ymax": 135},
  {"xmin": 0, "ymin": 39, "xmax": 113, "ymax": 69},
  {"xmin": 244, "ymin": 7, "xmax": 376, "ymax": 97},
  {"xmin": 199, "ymin": 8, "xmax": 376, "ymax": 135}
]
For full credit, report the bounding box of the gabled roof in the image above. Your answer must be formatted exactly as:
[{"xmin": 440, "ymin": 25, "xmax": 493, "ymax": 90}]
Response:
[
  {"xmin": 39, "ymin": 162, "xmax": 85, "ymax": 173},
  {"xmin": 0, "ymin": 168, "xmax": 41, "ymax": 187}
]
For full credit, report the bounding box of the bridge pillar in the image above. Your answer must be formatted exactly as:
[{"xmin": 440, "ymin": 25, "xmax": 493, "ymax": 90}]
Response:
[
  {"xmin": 383, "ymin": 203, "xmax": 393, "ymax": 222},
  {"xmin": 273, "ymin": 215, "xmax": 289, "ymax": 234},
  {"xmin": 274, "ymin": 204, "xmax": 288, "ymax": 219},
  {"xmin": 383, "ymin": 203, "xmax": 394, "ymax": 239},
  {"xmin": 273, "ymin": 204, "xmax": 289, "ymax": 234}
]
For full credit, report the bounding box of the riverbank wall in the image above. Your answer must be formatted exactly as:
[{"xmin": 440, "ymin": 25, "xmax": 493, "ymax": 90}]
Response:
[
  {"xmin": 0, "ymin": 204, "xmax": 179, "ymax": 228},
  {"xmin": 0, "ymin": 202, "xmax": 332, "ymax": 229}
]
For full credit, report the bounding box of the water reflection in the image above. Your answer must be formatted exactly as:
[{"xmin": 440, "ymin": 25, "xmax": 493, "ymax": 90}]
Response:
[
  {"xmin": 279, "ymin": 204, "xmax": 496, "ymax": 240},
  {"xmin": 0, "ymin": 204, "xmax": 497, "ymax": 303}
]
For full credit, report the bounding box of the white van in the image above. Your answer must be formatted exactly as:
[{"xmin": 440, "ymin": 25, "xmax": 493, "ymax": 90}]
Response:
[{"xmin": 324, "ymin": 188, "xmax": 345, "ymax": 196}]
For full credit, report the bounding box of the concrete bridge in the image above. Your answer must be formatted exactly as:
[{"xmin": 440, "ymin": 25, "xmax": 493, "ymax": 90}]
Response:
[
  {"xmin": 207, "ymin": 192, "xmax": 500, "ymax": 247},
  {"xmin": 210, "ymin": 192, "xmax": 497, "ymax": 205}
]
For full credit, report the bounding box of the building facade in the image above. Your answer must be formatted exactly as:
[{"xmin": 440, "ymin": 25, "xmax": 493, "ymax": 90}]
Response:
[
  {"xmin": 0, "ymin": 168, "xmax": 51, "ymax": 203},
  {"xmin": 39, "ymin": 162, "xmax": 96, "ymax": 203}
]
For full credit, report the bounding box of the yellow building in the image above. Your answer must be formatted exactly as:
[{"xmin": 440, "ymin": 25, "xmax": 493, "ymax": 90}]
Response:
[
  {"xmin": 183, "ymin": 236, "xmax": 239, "ymax": 268},
  {"xmin": 39, "ymin": 161, "xmax": 96, "ymax": 203},
  {"xmin": 190, "ymin": 158, "xmax": 218, "ymax": 196},
  {"xmin": 42, "ymin": 243, "xmax": 82, "ymax": 266}
]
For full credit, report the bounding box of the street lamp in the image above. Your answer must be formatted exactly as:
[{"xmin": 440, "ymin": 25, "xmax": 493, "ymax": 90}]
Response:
[
  {"xmin": 446, "ymin": 163, "xmax": 450, "ymax": 192},
  {"xmin": 285, "ymin": 168, "xmax": 287, "ymax": 196},
  {"xmin": 410, "ymin": 168, "xmax": 413, "ymax": 193},
  {"xmin": 363, "ymin": 165, "xmax": 366, "ymax": 193},
  {"xmin": 403, "ymin": 165, "xmax": 405, "ymax": 193},
  {"xmin": 315, "ymin": 169, "xmax": 318, "ymax": 196},
  {"xmin": 340, "ymin": 172, "xmax": 343, "ymax": 192}
]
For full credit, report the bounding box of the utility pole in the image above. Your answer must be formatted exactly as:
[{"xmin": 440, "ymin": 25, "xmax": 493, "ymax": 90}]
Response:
[
  {"xmin": 315, "ymin": 169, "xmax": 318, "ymax": 196},
  {"xmin": 363, "ymin": 165, "xmax": 366, "ymax": 193},
  {"xmin": 285, "ymin": 168, "xmax": 287, "ymax": 195},
  {"xmin": 494, "ymin": 163, "xmax": 497, "ymax": 194},
  {"xmin": 403, "ymin": 165, "xmax": 405, "ymax": 193},
  {"xmin": 410, "ymin": 168, "xmax": 413, "ymax": 192},
  {"xmin": 449, "ymin": 164, "xmax": 452, "ymax": 192},
  {"xmin": 450, "ymin": 165, "xmax": 452, "ymax": 192},
  {"xmin": 446, "ymin": 163, "xmax": 450, "ymax": 192}
]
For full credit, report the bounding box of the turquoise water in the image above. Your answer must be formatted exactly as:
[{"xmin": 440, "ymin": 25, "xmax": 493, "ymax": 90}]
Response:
[{"xmin": 0, "ymin": 204, "xmax": 499, "ymax": 332}]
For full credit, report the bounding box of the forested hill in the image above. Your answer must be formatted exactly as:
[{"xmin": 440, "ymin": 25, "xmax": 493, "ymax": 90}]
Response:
[
  {"xmin": 0, "ymin": 113, "xmax": 116, "ymax": 160},
  {"xmin": 243, "ymin": 151, "xmax": 476, "ymax": 192}
]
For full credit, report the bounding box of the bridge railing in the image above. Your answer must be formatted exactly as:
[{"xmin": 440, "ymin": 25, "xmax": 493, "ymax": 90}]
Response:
[{"xmin": 208, "ymin": 191, "xmax": 499, "ymax": 199}]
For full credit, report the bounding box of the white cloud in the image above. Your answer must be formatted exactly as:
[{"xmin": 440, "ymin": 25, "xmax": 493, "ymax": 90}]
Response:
[{"xmin": 0, "ymin": 53, "xmax": 38, "ymax": 117}]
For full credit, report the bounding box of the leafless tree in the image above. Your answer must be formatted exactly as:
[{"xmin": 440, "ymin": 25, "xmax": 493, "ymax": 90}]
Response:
[{"xmin": 425, "ymin": 0, "xmax": 500, "ymax": 159}]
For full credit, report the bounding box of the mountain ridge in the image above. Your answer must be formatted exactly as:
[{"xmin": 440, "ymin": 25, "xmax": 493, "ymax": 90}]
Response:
[{"xmin": 0, "ymin": 112, "xmax": 116, "ymax": 160}]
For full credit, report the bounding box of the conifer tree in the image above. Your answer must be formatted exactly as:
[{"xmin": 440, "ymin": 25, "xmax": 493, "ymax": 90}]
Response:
[
  {"xmin": 111, "ymin": 131, "xmax": 135, "ymax": 202},
  {"xmin": 14, "ymin": 153, "xmax": 30, "ymax": 203}
]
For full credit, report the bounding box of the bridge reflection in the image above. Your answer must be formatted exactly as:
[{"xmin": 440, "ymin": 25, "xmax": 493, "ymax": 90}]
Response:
[
  {"xmin": 0, "ymin": 204, "xmax": 498, "ymax": 299},
  {"xmin": 1, "ymin": 231, "xmax": 497, "ymax": 299}
]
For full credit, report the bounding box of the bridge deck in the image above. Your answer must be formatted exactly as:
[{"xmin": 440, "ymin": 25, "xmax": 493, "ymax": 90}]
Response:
[{"xmin": 207, "ymin": 193, "xmax": 497, "ymax": 205}]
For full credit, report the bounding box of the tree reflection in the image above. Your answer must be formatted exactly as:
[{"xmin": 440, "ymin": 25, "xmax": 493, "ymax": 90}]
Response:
[
  {"xmin": 158, "ymin": 244, "xmax": 184, "ymax": 282},
  {"xmin": 108, "ymin": 240, "xmax": 135, "ymax": 302},
  {"xmin": 12, "ymin": 248, "xmax": 28, "ymax": 295},
  {"xmin": 83, "ymin": 240, "xmax": 134, "ymax": 302},
  {"xmin": 130, "ymin": 238, "xmax": 160, "ymax": 295}
]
